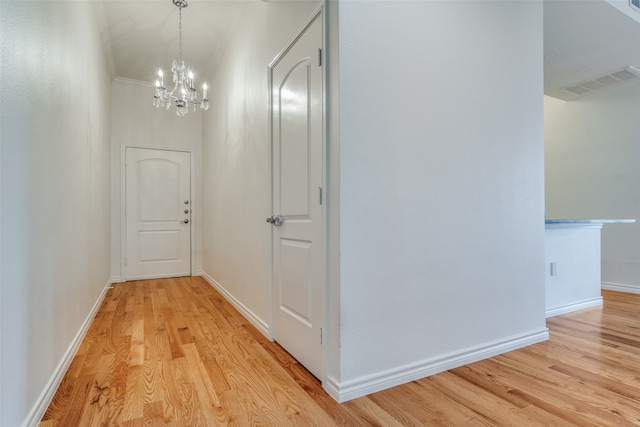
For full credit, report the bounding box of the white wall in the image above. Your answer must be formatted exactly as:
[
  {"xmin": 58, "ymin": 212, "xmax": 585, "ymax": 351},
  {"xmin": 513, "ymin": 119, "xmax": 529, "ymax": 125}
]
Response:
[
  {"xmin": 334, "ymin": 0, "xmax": 547, "ymax": 400},
  {"xmin": 0, "ymin": 2, "xmax": 112, "ymax": 425},
  {"xmin": 201, "ymin": 1, "xmax": 321, "ymax": 333},
  {"xmin": 545, "ymin": 83, "xmax": 640, "ymax": 292},
  {"xmin": 110, "ymin": 79, "xmax": 203, "ymax": 281}
]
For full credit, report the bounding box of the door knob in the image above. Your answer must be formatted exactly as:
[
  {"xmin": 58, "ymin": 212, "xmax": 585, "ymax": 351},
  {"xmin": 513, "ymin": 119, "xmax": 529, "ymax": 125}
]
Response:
[
  {"xmin": 266, "ymin": 214, "xmax": 284, "ymax": 226},
  {"xmin": 183, "ymin": 219, "xmax": 189, "ymax": 224}
]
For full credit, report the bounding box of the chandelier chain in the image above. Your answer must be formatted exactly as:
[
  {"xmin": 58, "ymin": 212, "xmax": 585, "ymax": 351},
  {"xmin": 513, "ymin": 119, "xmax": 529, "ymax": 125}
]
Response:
[{"xmin": 178, "ymin": 7, "xmax": 183, "ymax": 62}]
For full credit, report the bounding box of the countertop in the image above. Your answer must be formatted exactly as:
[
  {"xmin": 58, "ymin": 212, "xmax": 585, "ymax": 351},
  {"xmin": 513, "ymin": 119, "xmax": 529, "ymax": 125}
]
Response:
[
  {"xmin": 545, "ymin": 219, "xmax": 636, "ymax": 229},
  {"xmin": 545, "ymin": 219, "xmax": 636, "ymax": 224}
]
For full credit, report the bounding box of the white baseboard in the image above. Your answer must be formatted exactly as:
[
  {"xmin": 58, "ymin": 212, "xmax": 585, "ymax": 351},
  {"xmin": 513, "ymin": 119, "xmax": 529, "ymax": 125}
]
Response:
[
  {"xmin": 545, "ymin": 297, "xmax": 603, "ymax": 318},
  {"xmin": 192, "ymin": 269, "xmax": 204, "ymax": 277},
  {"xmin": 325, "ymin": 328, "xmax": 549, "ymax": 403},
  {"xmin": 23, "ymin": 279, "xmax": 112, "ymax": 427},
  {"xmin": 602, "ymin": 281, "xmax": 640, "ymax": 295},
  {"xmin": 200, "ymin": 271, "xmax": 270, "ymax": 339},
  {"xmin": 323, "ymin": 376, "xmax": 341, "ymax": 402},
  {"xmin": 110, "ymin": 275, "xmax": 124, "ymax": 283}
]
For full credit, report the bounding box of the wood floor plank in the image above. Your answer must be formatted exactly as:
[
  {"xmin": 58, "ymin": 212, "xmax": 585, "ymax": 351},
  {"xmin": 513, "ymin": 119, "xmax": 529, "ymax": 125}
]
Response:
[
  {"xmin": 171, "ymin": 357, "xmax": 208, "ymax": 427},
  {"xmin": 475, "ymin": 357, "xmax": 626, "ymax": 427},
  {"xmin": 367, "ymin": 390, "xmax": 436, "ymax": 426},
  {"xmin": 76, "ymin": 353, "xmax": 114, "ymax": 427},
  {"xmin": 143, "ymin": 400, "xmax": 164, "ymax": 427},
  {"xmin": 182, "ymin": 343, "xmax": 227, "ymax": 425},
  {"xmin": 54, "ymin": 373, "xmax": 93, "ymax": 427},
  {"xmin": 123, "ymin": 417, "xmax": 144, "ymax": 427},
  {"xmin": 344, "ymin": 397, "xmax": 407, "ymax": 427},
  {"xmin": 102, "ymin": 335, "xmax": 132, "ymax": 426},
  {"xmin": 505, "ymin": 345, "xmax": 640, "ymax": 409},
  {"xmin": 159, "ymin": 359, "xmax": 186, "ymax": 425},
  {"xmin": 143, "ymin": 294, "xmax": 164, "ymax": 406},
  {"xmin": 122, "ymin": 365, "xmax": 144, "ymax": 423},
  {"xmin": 427, "ymin": 370, "xmax": 572, "ymax": 426},
  {"xmin": 41, "ymin": 278, "xmax": 640, "ymax": 426},
  {"xmin": 129, "ymin": 319, "xmax": 145, "ymax": 367},
  {"xmin": 402, "ymin": 377, "xmax": 496, "ymax": 426}
]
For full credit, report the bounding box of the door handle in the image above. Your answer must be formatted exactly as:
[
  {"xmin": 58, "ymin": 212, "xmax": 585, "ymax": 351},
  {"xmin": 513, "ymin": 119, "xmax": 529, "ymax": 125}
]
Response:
[
  {"xmin": 266, "ymin": 214, "xmax": 284, "ymax": 226},
  {"xmin": 183, "ymin": 219, "xmax": 189, "ymax": 224}
]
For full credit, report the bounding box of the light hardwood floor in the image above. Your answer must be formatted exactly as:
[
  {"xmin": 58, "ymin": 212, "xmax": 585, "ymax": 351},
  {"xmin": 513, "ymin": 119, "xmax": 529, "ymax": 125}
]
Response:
[{"xmin": 40, "ymin": 277, "xmax": 640, "ymax": 426}]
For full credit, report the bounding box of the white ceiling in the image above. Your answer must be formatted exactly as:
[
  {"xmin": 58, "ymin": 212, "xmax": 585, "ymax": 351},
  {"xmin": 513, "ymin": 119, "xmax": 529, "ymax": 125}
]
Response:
[
  {"xmin": 99, "ymin": 0, "xmax": 250, "ymax": 85},
  {"xmin": 99, "ymin": 0, "xmax": 640, "ymax": 100},
  {"xmin": 544, "ymin": 0, "xmax": 640, "ymax": 100}
]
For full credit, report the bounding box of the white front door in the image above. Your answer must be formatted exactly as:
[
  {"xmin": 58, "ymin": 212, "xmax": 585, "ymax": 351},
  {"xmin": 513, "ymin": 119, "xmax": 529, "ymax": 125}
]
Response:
[
  {"xmin": 125, "ymin": 147, "xmax": 191, "ymax": 280},
  {"xmin": 269, "ymin": 13, "xmax": 324, "ymax": 379}
]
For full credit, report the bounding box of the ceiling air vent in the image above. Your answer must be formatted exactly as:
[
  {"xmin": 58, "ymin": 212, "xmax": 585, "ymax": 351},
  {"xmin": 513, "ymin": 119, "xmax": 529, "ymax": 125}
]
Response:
[{"xmin": 564, "ymin": 66, "xmax": 640, "ymax": 98}]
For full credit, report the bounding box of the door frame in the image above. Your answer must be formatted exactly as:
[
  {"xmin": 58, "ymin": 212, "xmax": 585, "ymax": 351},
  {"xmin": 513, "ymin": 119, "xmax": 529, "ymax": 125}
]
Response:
[
  {"xmin": 267, "ymin": 5, "xmax": 327, "ymax": 381},
  {"xmin": 121, "ymin": 145, "xmax": 196, "ymax": 281}
]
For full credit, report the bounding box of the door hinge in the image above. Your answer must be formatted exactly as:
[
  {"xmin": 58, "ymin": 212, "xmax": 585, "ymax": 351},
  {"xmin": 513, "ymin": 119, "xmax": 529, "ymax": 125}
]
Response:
[
  {"xmin": 318, "ymin": 187, "xmax": 323, "ymax": 205},
  {"xmin": 318, "ymin": 48, "xmax": 322, "ymax": 66},
  {"xmin": 320, "ymin": 327, "xmax": 323, "ymax": 345},
  {"xmin": 124, "ymin": 257, "xmax": 127, "ymax": 266}
]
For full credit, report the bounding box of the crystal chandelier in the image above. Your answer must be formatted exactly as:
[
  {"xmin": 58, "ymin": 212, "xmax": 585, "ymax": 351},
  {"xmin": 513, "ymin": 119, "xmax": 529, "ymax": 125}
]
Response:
[{"xmin": 153, "ymin": 0, "xmax": 209, "ymax": 116}]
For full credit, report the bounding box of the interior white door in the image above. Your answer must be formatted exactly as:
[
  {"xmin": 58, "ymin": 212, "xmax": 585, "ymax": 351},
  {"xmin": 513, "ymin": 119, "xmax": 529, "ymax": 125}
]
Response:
[
  {"xmin": 270, "ymin": 13, "xmax": 324, "ymax": 379},
  {"xmin": 125, "ymin": 147, "xmax": 191, "ymax": 280}
]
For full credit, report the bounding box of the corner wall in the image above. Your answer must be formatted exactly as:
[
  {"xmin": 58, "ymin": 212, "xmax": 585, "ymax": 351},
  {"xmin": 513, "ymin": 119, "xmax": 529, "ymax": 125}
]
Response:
[
  {"xmin": 0, "ymin": 2, "xmax": 112, "ymax": 425},
  {"xmin": 334, "ymin": 0, "xmax": 547, "ymax": 400},
  {"xmin": 545, "ymin": 82, "xmax": 640, "ymax": 292}
]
